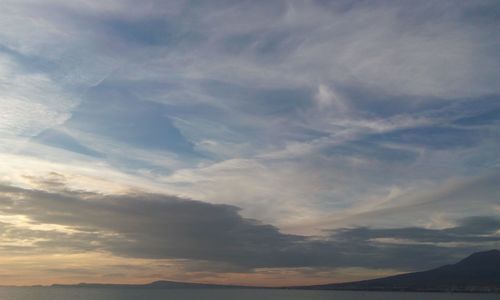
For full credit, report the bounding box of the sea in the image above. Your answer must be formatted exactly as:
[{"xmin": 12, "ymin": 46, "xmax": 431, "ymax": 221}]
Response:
[{"xmin": 0, "ymin": 288, "xmax": 497, "ymax": 300}]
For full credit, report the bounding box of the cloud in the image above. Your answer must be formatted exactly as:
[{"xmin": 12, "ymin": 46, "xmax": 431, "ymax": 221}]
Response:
[
  {"xmin": 34, "ymin": 129, "xmax": 103, "ymax": 158},
  {"xmin": 0, "ymin": 52, "xmax": 76, "ymax": 146},
  {"xmin": 0, "ymin": 182, "xmax": 498, "ymax": 272},
  {"xmin": 330, "ymin": 216, "xmax": 500, "ymax": 245},
  {"xmin": 0, "ymin": 183, "xmax": 303, "ymax": 269},
  {"xmin": 66, "ymin": 82, "xmax": 197, "ymax": 155}
]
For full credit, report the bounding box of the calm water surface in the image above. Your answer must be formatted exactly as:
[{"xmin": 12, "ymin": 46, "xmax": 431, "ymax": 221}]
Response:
[{"xmin": 0, "ymin": 287, "xmax": 497, "ymax": 300}]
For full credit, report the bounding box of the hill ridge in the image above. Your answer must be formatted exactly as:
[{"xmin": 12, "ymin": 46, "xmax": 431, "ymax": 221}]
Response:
[{"xmin": 298, "ymin": 249, "xmax": 500, "ymax": 293}]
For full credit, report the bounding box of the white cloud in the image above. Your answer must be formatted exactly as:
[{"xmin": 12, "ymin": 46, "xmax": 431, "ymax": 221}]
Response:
[{"xmin": 0, "ymin": 54, "xmax": 76, "ymax": 149}]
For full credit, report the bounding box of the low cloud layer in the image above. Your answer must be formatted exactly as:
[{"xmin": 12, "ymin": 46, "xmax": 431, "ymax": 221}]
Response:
[{"xmin": 1, "ymin": 183, "xmax": 498, "ymax": 273}]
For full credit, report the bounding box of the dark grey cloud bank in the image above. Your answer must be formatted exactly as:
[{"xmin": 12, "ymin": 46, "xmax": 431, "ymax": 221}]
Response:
[{"xmin": 0, "ymin": 182, "xmax": 498, "ymax": 272}]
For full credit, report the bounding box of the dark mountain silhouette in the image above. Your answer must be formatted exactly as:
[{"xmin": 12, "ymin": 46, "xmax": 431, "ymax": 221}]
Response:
[{"xmin": 298, "ymin": 249, "xmax": 500, "ymax": 292}]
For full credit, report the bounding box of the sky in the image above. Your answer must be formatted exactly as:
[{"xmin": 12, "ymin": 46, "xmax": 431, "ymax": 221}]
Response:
[{"xmin": 0, "ymin": 0, "xmax": 499, "ymax": 286}]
